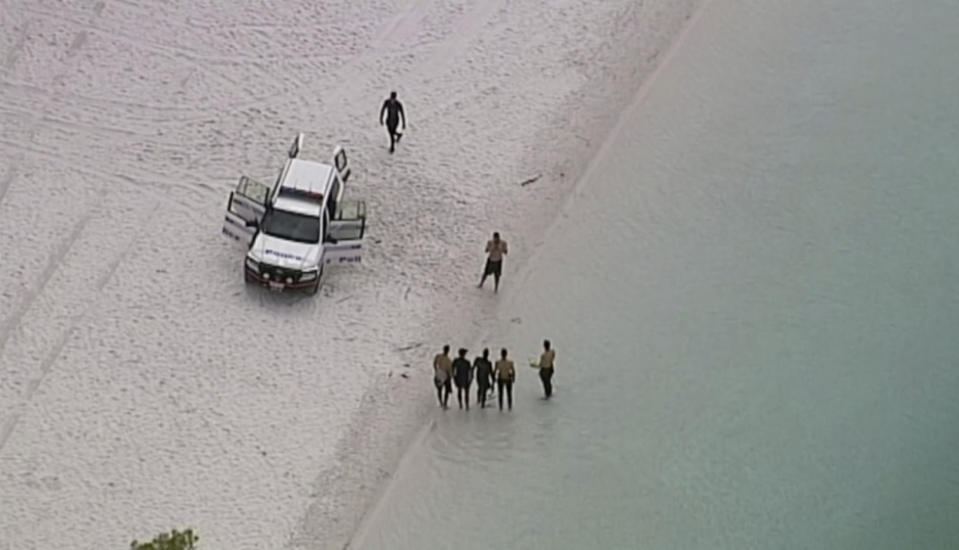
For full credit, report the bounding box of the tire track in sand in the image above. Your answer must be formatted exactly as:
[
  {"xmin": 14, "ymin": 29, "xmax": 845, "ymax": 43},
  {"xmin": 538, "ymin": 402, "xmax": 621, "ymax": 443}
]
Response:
[
  {"xmin": 0, "ymin": 159, "xmax": 18, "ymax": 204},
  {"xmin": 0, "ymin": 1, "xmax": 102, "ymax": 207},
  {"xmin": 0, "ymin": 213, "xmax": 92, "ymax": 359},
  {"xmin": 0, "ymin": 0, "xmax": 197, "ymax": 451},
  {"xmin": 368, "ymin": 0, "xmax": 437, "ymax": 51},
  {"xmin": 2, "ymin": 19, "xmax": 30, "ymax": 74},
  {"xmin": 0, "ymin": 206, "xmax": 155, "ymax": 451}
]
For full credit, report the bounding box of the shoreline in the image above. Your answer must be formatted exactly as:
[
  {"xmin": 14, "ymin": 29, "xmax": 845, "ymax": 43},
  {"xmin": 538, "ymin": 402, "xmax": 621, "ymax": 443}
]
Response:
[
  {"xmin": 343, "ymin": 1, "xmax": 715, "ymax": 546},
  {"xmin": 310, "ymin": 1, "xmax": 708, "ymax": 548}
]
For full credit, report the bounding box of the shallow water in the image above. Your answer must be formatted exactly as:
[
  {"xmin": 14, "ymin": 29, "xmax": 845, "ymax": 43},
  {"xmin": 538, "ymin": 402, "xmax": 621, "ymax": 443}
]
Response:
[{"xmin": 351, "ymin": 0, "xmax": 959, "ymax": 548}]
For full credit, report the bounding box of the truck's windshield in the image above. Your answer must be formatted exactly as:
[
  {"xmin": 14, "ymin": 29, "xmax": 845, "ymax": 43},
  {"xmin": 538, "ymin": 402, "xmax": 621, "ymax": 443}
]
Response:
[{"xmin": 260, "ymin": 209, "xmax": 319, "ymax": 243}]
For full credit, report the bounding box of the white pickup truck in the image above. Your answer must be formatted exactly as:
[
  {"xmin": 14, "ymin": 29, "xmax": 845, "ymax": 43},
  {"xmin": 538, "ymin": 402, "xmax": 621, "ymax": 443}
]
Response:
[{"xmin": 222, "ymin": 134, "xmax": 367, "ymax": 295}]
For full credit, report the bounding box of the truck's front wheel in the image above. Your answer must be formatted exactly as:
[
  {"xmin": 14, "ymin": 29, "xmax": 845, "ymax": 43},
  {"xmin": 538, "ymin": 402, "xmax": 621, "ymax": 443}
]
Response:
[{"xmin": 305, "ymin": 266, "xmax": 323, "ymax": 295}]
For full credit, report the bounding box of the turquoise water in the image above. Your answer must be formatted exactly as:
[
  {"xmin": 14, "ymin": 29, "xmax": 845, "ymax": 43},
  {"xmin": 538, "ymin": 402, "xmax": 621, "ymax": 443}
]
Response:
[{"xmin": 351, "ymin": 1, "xmax": 959, "ymax": 548}]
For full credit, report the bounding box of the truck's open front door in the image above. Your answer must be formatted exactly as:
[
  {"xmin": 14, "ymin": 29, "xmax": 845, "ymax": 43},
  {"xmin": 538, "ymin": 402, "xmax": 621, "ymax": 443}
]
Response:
[
  {"xmin": 222, "ymin": 176, "xmax": 271, "ymax": 247},
  {"xmin": 325, "ymin": 199, "xmax": 365, "ymax": 265}
]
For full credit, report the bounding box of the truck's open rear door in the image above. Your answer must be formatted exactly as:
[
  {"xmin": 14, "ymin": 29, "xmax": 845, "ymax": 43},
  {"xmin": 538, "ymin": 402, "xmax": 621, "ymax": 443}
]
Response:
[{"xmin": 222, "ymin": 176, "xmax": 270, "ymax": 247}]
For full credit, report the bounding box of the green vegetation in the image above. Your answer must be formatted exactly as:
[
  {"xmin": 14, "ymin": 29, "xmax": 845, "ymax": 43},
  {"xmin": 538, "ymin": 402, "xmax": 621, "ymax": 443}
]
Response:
[{"xmin": 130, "ymin": 528, "xmax": 198, "ymax": 550}]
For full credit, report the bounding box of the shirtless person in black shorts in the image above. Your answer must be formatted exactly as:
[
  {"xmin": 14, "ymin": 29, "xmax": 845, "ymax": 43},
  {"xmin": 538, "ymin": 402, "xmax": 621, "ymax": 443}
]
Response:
[{"xmin": 478, "ymin": 232, "xmax": 508, "ymax": 293}]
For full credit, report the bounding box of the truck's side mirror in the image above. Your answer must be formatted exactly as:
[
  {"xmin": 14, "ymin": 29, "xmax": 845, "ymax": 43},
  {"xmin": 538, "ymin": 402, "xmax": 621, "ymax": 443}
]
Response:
[{"xmin": 245, "ymin": 219, "xmax": 258, "ymax": 228}]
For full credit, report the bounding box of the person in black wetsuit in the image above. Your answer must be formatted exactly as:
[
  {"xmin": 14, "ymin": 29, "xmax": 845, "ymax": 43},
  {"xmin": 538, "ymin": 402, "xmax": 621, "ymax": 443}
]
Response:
[
  {"xmin": 452, "ymin": 347, "xmax": 473, "ymax": 410},
  {"xmin": 379, "ymin": 91, "xmax": 406, "ymax": 153},
  {"xmin": 472, "ymin": 348, "xmax": 494, "ymax": 408}
]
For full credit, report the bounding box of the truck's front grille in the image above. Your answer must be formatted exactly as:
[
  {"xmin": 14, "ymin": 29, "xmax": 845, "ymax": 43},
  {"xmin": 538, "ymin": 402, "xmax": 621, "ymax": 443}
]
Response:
[{"xmin": 260, "ymin": 264, "xmax": 300, "ymax": 282}]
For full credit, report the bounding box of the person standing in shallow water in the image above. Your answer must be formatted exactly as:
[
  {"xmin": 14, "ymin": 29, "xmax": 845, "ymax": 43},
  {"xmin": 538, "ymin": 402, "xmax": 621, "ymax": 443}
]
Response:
[
  {"xmin": 433, "ymin": 345, "xmax": 453, "ymax": 409},
  {"xmin": 494, "ymin": 348, "xmax": 516, "ymax": 411},
  {"xmin": 379, "ymin": 91, "xmax": 406, "ymax": 154},
  {"xmin": 478, "ymin": 232, "xmax": 508, "ymax": 293},
  {"xmin": 472, "ymin": 348, "xmax": 494, "ymax": 408},
  {"xmin": 452, "ymin": 348, "xmax": 473, "ymax": 410},
  {"xmin": 533, "ymin": 339, "xmax": 556, "ymax": 399}
]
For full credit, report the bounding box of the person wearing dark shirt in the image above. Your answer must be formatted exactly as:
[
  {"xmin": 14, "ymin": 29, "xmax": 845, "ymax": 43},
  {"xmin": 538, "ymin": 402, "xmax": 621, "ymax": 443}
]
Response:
[
  {"xmin": 472, "ymin": 348, "xmax": 494, "ymax": 408},
  {"xmin": 379, "ymin": 91, "xmax": 406, "ymax": 154},
  {"xmin": 452, "ymin": 348, "xmax": 473, "ymax": 410}
]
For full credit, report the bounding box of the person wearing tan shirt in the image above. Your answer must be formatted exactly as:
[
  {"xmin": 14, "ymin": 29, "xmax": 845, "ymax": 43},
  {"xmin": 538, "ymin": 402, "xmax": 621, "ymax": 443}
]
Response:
[
  {"xmin": 494, "ymin": 348, "xmax": 516, "ymax": 411},
  {"xmin": 533, "ymin": 339, "xmax": 556, "ymax": 399},
  {"xmin": 478, "ymin": 232, "xmax": 508, "ymax": 293},
  {"xmin": 433, "ymin": 345, "xmax": 453, "ymax": 409}
]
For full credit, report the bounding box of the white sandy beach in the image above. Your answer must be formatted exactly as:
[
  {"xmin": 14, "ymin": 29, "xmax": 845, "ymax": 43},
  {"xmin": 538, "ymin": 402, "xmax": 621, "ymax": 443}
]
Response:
[{"xmin": 0, "ymin": 1, "xmax": 701, "ymax": 548}]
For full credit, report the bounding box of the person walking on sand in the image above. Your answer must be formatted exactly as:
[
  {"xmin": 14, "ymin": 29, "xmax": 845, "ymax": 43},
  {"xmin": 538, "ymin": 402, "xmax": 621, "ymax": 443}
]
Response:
[
  {"xmin": 478, "ymin": 232, "xmax": 508, "ymax": 293},
  {"xmin": 433, "ymin": 345, "xmax": 453, "ymax": 408},
  {"xmin": 452, "ymin": 348, "xmax": 473, "ymax": 410},
  {"xmin": 473, "ymin": 348, "xmax": 494, "ymax": 408},
  {"xmin": 379, "ymin": 91, "xmax": 406, "ymax": 154},
  {"xmin": 494, "ymin": 348, "xmax": 516, "ymax": 411},
  {"xmin": 531, "ymin": 339, "xmax": 556, "ymax": 399}
]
